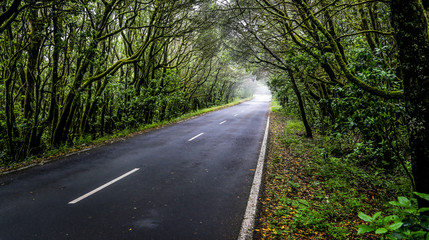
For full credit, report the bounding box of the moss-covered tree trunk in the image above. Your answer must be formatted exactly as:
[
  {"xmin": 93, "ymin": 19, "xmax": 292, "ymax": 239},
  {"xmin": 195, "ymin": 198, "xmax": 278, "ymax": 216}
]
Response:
[
  {"xmin": 48, "ymin": 1, "xmax": 60, "ymax": 141},
  {"xmin": 23, "ymin": 8, "xmax": 43, "ymax": 157},
  {"xmin": 288, "ymin": 69, "xmax": 312, "ymax": 138},
  {"xmin": 391, "ymin": 0, "xmax": 429, "ymax": 209}
]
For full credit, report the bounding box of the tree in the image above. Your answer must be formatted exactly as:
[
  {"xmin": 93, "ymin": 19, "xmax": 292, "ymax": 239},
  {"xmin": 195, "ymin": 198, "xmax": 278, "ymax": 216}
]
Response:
[{"xmin": 390, "ymin": 0, "xmax": 429, "ymax": 210}]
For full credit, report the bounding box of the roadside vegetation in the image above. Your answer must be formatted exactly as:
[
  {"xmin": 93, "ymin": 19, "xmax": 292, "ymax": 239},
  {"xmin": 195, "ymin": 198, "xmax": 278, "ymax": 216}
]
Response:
[
  {"xmin": 255, "ymin": 100, "xmax": 420, "ymax": 239},
  {"xmin": 0, "ymin": 97, "xmax": 251, "ymax": 173}
]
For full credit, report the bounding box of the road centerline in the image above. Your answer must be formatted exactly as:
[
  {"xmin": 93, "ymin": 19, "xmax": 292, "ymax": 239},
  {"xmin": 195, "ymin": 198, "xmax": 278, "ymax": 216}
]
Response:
[
  {"xmin": 68, "ymin": 168, "xmax": 140, "ymax": 205},
  {"xmin": 219, "ymin": 121, "xmax": 227, "ymax": 125},
  {"xmin": 188, "ymin": 132, "xmax": 204, "ymax": 142}
]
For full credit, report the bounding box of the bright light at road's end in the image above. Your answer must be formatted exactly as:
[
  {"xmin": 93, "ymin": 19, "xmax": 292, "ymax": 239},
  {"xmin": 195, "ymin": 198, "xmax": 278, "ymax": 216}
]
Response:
[{"xmin": 253, "ymin": 84, "xmax": 272, "ymax": 102}]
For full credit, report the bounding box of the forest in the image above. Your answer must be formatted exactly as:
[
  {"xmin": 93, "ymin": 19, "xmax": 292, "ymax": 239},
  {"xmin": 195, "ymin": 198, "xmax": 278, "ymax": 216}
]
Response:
[
  {"xmin": 0, "ymin": 0, "xmax": 256, "ymax": 165},
  {"xmin": 1, "ymin": 0, "xmax": 429, "ymax": 238}
]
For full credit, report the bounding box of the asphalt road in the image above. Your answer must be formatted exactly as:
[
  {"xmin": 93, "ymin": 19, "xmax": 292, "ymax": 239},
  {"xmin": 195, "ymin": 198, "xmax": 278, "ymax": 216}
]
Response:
[{"xmin": 0, "ymin": 91, "xmax": 270, "ymax": 240}]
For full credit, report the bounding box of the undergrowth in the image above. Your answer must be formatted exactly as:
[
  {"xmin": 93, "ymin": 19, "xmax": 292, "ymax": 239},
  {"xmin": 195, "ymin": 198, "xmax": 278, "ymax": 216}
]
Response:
[{"xmin": 255, "ymin": 101, "xmax": 412, "ymax": 239}]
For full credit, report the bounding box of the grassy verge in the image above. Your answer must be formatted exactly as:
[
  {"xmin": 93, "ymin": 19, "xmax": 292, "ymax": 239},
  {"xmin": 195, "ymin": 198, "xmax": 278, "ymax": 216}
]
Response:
[
  {"xmin": 1, "ymin": 98, "xmax": 250, "ymax": 174},
  {"xmin": 254, "ymin": 101, "xmax": 411, "ymax": 239}
]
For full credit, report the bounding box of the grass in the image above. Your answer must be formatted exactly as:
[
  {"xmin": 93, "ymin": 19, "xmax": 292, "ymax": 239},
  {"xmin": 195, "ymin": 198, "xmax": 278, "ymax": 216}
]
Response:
[
  {"xmin": 254, "ymin": 100, "xmax": 411, "ymax": 239},
  {"xmin": 284, "ymin": 120, "xmax": 306, "ymax": 135},
  {"xmin": 0, "ymin": 98, "xmax": 251, "ymax": 174}
]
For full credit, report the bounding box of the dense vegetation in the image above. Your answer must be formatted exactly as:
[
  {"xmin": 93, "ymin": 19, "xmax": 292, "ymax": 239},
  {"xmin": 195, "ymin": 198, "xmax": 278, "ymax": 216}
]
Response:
[
  {"xmin": 255, "ymin": 102, "xmax": 418, "ymax": 239},
  {"xmin": 2, "ymin": 0, "xmax": 429, "ymax": 238},
  {"xmin": 0, "ymin": 0, "xmax": 255, "ymax": 165},
  {"xmin": 220, "ymin": 0, "xmax": 429, "ymax": 220}
]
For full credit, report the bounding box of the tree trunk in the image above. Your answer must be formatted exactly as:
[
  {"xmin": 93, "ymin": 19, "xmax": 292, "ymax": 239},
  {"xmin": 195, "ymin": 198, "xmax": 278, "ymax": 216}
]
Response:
[
  {"xmin": 391, "ymin": 0, "xmax": 429, "ymax": 209},
  {"xmin": 49, "ymin": 2, "xmax": 60, "ymax": 141},
  {"xmin": 288, "ymin": 69, "xmax": 312, "ymax": 138},
  {"xmin": 22, "ymin": 8, "xmax": 43, "ymax": 158},
  {"xmin": 5, "ymin": 76, "xmax": 15, "ymax": 162}
]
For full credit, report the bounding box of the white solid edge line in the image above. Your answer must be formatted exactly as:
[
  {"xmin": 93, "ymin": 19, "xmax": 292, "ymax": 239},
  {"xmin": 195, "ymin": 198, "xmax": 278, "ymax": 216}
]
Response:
[
  {"xmin": 237, "ymin": 116, "xmax": 270, "ymax": 240},
  {"xmin": 219, "ymin": 121, "xmax": 227, "ymax": 125},
  {"xmin": 68, "ymin": 168, "xmax": 140, "ymax": 204},
  {"xmin": 188, "ymin": 132, "xmax": 204, "ymax": 142}
]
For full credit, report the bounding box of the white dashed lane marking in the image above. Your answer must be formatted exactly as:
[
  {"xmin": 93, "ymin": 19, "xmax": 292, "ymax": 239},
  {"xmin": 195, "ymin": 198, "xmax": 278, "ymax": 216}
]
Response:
[
  {"xmin": 68, "ymin": 168, "xmax": 140, "ymax": 204},
  {"xmin": 188, "ymin": 133, "xmax": 204, "ymax": 142}
]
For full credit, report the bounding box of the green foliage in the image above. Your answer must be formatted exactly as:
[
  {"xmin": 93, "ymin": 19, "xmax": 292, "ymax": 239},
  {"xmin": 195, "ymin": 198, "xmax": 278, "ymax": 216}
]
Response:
[
  {"xmin": 268, "ymin": 74, "xmax": 299, "ymax": 119},
  {"xmin": 271, "ymin": 99, "xmax": 283, "ymax": 113},
  {"xmin": 260, "ymin": 105, "xmax": 412, "ymax": 238},
  {"xmin": 358, "ymin": 193, "xmax": 429, "ymax": 239},
  {"xmin": 260, "ymin": 115, "xmax": 376, "ymax": 238},
  {"xmin": 329, "ymin": 62, "xmax": 406, "ymax": 170}
]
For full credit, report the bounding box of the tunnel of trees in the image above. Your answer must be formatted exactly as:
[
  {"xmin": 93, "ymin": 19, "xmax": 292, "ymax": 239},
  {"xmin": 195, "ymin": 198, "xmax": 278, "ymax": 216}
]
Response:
[
  {"xmin": 1, "ymin": 0, "xmax": 428, "ymax": 215},
  {"xmin": 0, "ymin": 0, "xmax": 256, "ymax": 164}
]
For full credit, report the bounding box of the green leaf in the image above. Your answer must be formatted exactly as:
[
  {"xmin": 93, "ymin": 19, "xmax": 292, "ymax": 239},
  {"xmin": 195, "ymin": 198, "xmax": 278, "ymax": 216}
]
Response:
[
  {"xmin": 383, "ymin": 215, "xmax": 399, "ymax": 223},
  {"xmin": 375, "ymin": 228, "xmax": 388, "ymax": 234},
  {"xmin": 398, "ymin": 197, "xmax": 411, "ymax": 207},
  {"xmin": 411, "ymin": 231, "xmax": 427, "ymax": 238},
  {"xmin": 414, "ymin": 192, "xmax": 429, "ymax": 201},
  {"xmin": 420, "ymin": 207, "xmax": 429, "ymax": 213},
  {"xmin": 388, "ymin": 222, "xmax": 403, "ymax": 231},
  {"xmin": 373, "ymin": 212, "xmax": 382, "ymax": 220},
  {"xmin": 389, "ymin": 200, "xmax": 401, "ymax": 207},
  {"xmin": 358, "ymin": 225, "xmax": 374, "ymax": 234},
  {"xmin": 405, "ymin": 208, "xmax": 418, "ymax": 214},
  {"xmin": 359, "ymin": 212, "xmax": 373, "ymax": 222}
]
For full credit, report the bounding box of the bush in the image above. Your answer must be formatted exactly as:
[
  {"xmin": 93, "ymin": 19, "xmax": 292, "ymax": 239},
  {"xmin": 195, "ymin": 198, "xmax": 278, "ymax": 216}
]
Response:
[{"xmin": 358, "ymin": 193, "xmax": 429, "ymax": 239}]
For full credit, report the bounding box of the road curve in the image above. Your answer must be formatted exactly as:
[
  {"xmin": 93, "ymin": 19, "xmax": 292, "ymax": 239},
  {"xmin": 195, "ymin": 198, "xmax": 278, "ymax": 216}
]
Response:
[{"xmin": 0, "ymin": 91, "xmax": 270, "ymax": 240}]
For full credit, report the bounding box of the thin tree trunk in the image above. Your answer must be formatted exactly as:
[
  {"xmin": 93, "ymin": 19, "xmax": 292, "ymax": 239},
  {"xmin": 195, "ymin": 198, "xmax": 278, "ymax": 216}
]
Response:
[
  {"xmin": 22, "ymin": 8, "xmax": 43, "ymax": 158},
  {"xmin": 49, "ymin": 2, "xmax": 60, "ymax": 142},
  {"xmin": 5, "ymin": 76, "xmax": 15, "ymax": 162},
  {"xmin": 288, "ymin": 69, "xmax": 312, "ymax": 138}
]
